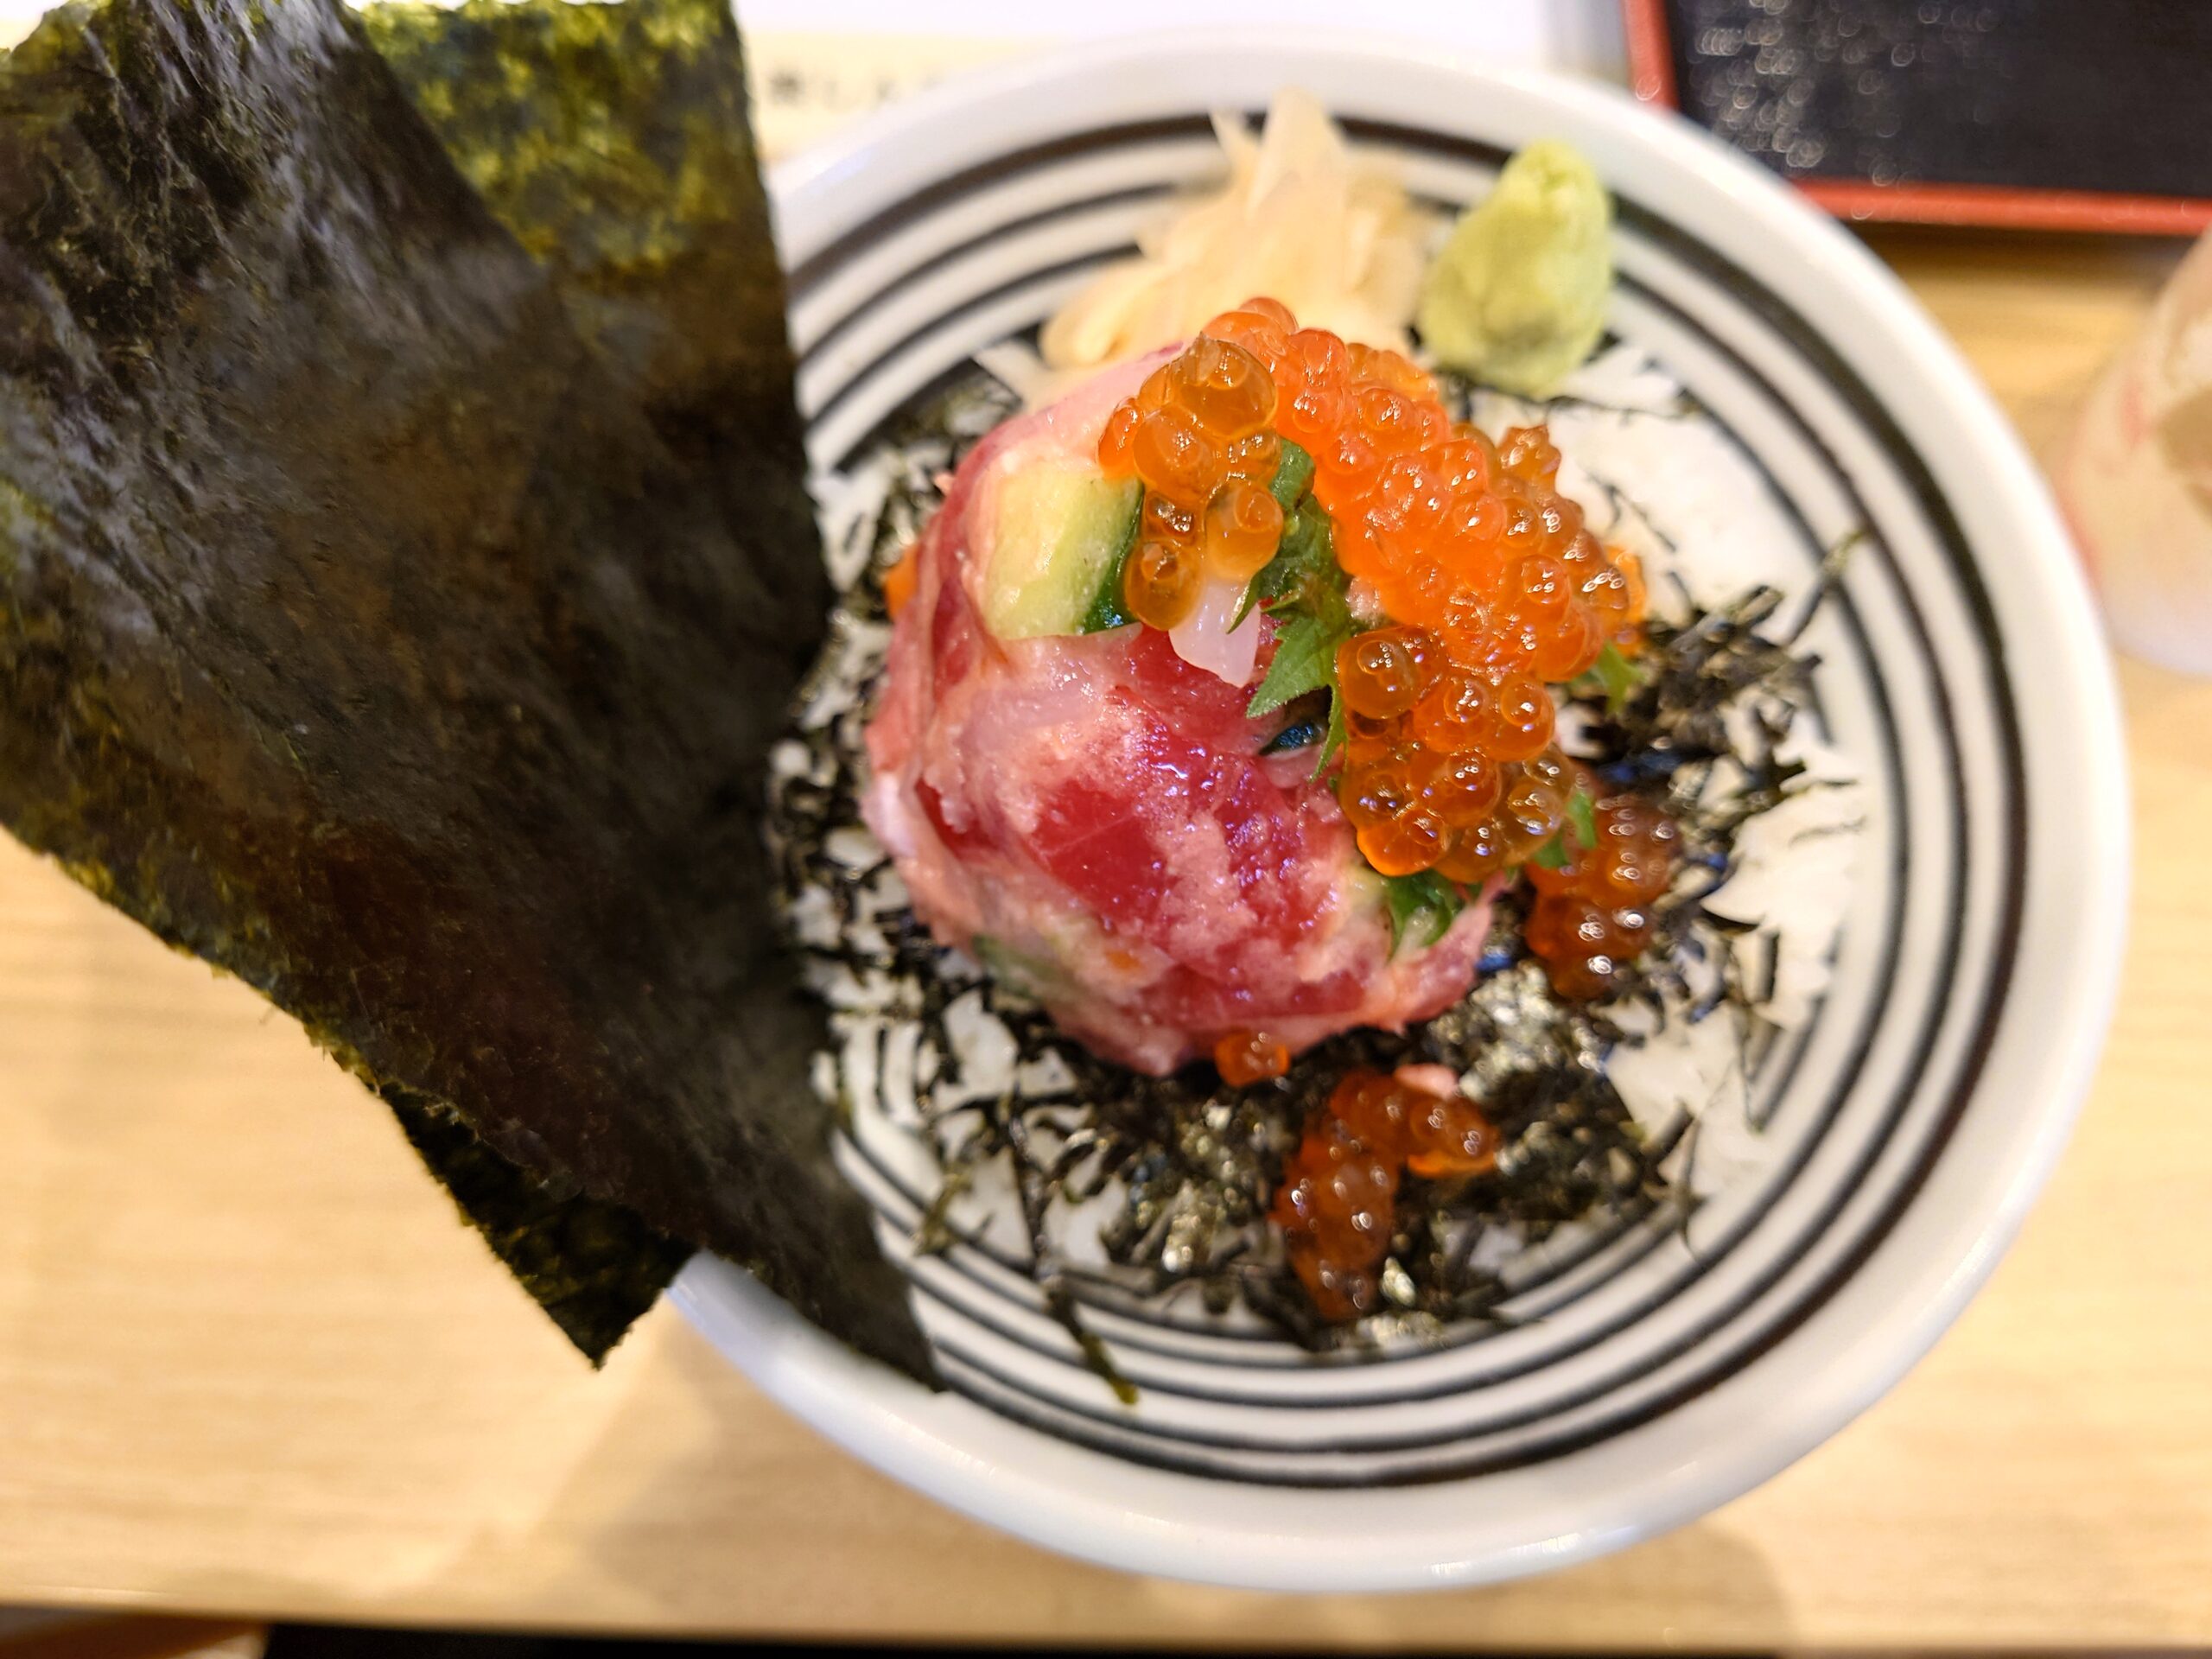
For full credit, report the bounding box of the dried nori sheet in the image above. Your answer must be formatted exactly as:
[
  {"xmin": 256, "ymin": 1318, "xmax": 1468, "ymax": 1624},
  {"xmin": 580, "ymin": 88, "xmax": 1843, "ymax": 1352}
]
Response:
[
  {"xmin": 358, "ymin": 0, "xmax": 829, "ymax": 1362},
  {"xmin": 0, "ymin": 0, "xmax": 930, "ymax": 1377},
  {"xmin": 385, "ymin": 1084, "xmax": 692, "ymax": 1359},
  {"xmin": 361, "ymin": 0, "xmax": 817, "ymax": 569},
  {"xmin": 350, "ymin": 0, "xmax": 830, "ymax": 1360}
]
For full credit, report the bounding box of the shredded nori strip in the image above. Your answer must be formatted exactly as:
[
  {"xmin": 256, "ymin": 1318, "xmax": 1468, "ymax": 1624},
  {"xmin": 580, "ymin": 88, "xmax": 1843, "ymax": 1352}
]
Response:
[{"xmin": 0, "ymin": 0, "xmax": 929, "ymax": 1376}]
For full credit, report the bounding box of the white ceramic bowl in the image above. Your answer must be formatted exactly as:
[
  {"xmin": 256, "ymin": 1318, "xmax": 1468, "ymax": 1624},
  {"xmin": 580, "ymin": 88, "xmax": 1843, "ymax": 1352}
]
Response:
[{"xmin": 672, "ymin": 30, "xmax": 2127, "ymax": 1592}]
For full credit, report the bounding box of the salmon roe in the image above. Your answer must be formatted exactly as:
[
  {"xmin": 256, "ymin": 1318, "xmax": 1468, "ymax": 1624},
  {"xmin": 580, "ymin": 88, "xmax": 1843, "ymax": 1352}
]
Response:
[
  {"xmin": 1313, "ymin": 364, "xmax": 1643, "ymax": 880},
  {"xmin": 1102, "ymin": 301, "xmax": 1648, "ymax": 878},
  {"xmin": 1215, "ymin": 1028, "xmax": 1291, "ymax": 1087},
  {"xmin": 882, "ymin": 543, "xmax": 920, "ymax": 620},
  {"xmin": 1100, "ymin": 327, "xmax": 1281, "ymax": 628},
  {"xmin": 1525, "ymin": 771, "xmax": 1682, "ymax": 1000},
  {"xmin": 1270, "ymin": 1069, "xmax": 1499, "ymax": 1320}
]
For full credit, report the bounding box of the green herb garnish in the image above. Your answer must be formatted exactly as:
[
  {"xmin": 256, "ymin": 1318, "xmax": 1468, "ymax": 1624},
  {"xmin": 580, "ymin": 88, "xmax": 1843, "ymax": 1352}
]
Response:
[
  {"xmin": 1523, "ymin": 783, "xmax": 1599, "ymax": 876},
  {"xmin": 1314, "ymin": 681, "xmax": 1351, "ymax": 778},
  {"xmin": 1234, "ymin": 493, "xmax": 1337, "ymax": 626},
  {"xmin": 1268, "ymin": 437, "xmax": 1317, "ymax": 512},
  {"xmin": 1567, "ymin": 783, "xmax": 1599, "ymax": 852},
  {"xmin": 1572, "ymin": 641, "xmax": 1646, "ymax": 713},
  {"xmin": 1239, "ymin": 498, "xmax": 1362, "ymax": 777},
  {"xmin": 1246, "ymin": 609, "xmax": 1341, "ymax": 717},
  {"xmin": 1221, "ymin": 442, "xmax": 1318, "ymax": 629},
  {"xmin": 1382, "ymin": 870, "xmax": 1465, "ymax": 954}
]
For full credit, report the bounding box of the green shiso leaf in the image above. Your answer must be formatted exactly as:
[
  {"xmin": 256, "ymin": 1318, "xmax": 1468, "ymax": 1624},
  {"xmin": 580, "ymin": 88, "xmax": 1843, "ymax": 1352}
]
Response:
[
  {"xmin": 1243, "ymin": 493, "xmax": 1361, "ymax": 778},
  {"xmin": 0, "ymin": 0, "xmax": 929, "ymax": 1378},
  {"xmin": 1246, "ymin": 610, "xmax": 1341, "ymax": 718},
  {"xmin": 1268, "ymin": 437, "xmax": 1316, "ymax": 512},
  {"xmin": 1382, "ymin": 871, "xmax": 1465, "ymax": 955},
  {"xmin": 1314, "ymin": 677, "xmax": 1352, "ymax": 780},
  {"xmin": 1246, "ymin": 497, "xmax": 1360, "ymax": 722},
  {"xmin": 1224, "ymin": 438, "xmax": 1322, "ymax": 628},
  {"xmin": 1236, "ymin": 496, "xmax": 1337, "ymax": 628}
]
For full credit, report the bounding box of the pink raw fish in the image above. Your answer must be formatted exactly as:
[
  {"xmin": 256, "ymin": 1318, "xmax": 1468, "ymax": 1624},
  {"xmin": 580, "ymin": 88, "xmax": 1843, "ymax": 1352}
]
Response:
[{"xmin": 864, "ymin": 362, "xmax": 1489, "ymax": 1074}]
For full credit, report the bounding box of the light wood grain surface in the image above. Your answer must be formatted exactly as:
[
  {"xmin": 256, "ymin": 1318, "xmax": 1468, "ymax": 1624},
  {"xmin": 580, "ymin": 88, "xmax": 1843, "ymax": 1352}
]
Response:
[{"xmin": 0, "ymin": 92, "xmax": 2205, "ymax": 1648}]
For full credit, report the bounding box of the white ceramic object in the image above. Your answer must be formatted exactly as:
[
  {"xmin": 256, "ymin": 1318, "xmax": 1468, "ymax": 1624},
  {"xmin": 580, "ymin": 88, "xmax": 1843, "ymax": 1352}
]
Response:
[{"xmin": 671, "ymin": 31, "xmax": 2127, "ymax": 1592}]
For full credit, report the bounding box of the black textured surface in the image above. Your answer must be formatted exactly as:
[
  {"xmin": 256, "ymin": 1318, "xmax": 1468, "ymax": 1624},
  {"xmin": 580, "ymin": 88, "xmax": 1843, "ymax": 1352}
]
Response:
[
  {"xmin": 385, "ymin": 1087, "xmax": 692, "ymax": 1360},
  {"xmin": 365, "ymin": 0, "xmax": 817, "ymax": 566},
  {"xmin": 354, "ymin": 0, "xmax": 828, "ymax": 1363},
  {"xmin": 0, "ymin": 0, "xmax": 930, "ymax": 1378},
  {"xmin": 1664, "ymin": 0, "xmax": 2212, "ymax": 197}
]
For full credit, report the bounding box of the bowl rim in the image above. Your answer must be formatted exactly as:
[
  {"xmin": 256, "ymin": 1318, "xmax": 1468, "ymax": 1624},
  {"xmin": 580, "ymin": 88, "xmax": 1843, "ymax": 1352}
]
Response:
[{"xmin": 674, "ymin": 25, "xmax": 2131, "ymax": 1592}]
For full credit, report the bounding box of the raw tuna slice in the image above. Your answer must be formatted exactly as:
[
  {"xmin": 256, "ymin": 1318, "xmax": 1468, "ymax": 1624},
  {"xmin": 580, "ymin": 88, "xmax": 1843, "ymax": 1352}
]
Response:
[{"xmin": 864, "ymin": 361, "xmax": 1488, "ymax": 1074}]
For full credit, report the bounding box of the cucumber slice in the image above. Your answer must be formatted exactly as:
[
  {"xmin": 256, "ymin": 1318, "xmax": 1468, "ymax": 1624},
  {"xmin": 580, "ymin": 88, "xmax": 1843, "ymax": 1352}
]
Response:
[
  {"xmin": 982, "ymin": 463, "xmax": 1142, "ymax": 639},
  {"xmin": 1079, "ymin": 505, "xmax": 1144, "ymax": 633}
]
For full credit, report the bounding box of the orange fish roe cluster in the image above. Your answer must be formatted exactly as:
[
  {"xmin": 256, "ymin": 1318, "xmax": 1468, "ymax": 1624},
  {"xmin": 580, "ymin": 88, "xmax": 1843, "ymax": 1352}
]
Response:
[
  {"xmin": 1214, "ymin": 1028, "xmax": 1291, "ymax": 1087},
  {"xmin": 1526, "ymin": 772, "xmax": 1682, "ymax": 1000},
  {"xmin": 1314, "ymin": 404, "xmax": 1644, "ymax": 878},
  {"xmin": 1341, "ymin": 669, "xmax": 1583, "ymax": 881},
  {"xmin": 1097, "ymin": 306, "xmax": 1289, "ymax": 629},
  {"xmin": 1269, "ymin": 1070, "xmax": 1498, "ymax": 1320},
  {"xmin": 1103, "ymin": 301, "xmax": 1646, "ymax": 881},
  {"xmin": 881, "ymin": 542, "xmax": 921, "ymax": 619},
  {"xmin": 1200, "ymin": 302, "xmax": 1643, "ymax": 671}
]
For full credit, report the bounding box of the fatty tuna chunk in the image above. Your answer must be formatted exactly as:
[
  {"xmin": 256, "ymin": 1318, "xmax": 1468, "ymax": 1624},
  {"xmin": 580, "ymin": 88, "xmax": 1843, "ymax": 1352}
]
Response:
[{"xmin": 864, "ymin": 361, "xmax": 1487, "ymax": 1074}]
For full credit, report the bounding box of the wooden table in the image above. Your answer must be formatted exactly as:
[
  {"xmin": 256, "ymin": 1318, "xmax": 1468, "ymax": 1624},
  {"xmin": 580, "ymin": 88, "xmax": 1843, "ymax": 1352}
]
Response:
[{"xmin": 0, "ymin": 93, "xmax": 2205, "ymax": 1646}]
